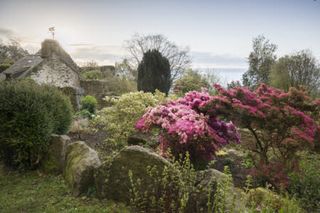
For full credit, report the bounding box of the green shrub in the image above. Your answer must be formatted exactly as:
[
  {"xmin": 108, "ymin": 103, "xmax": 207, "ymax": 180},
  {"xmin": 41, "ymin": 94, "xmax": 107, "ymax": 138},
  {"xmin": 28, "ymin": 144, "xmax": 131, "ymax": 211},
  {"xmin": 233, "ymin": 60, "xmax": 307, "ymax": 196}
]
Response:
[
  {"xmin": 81, "ymin": 70, "xmax": 103, "ymax": 80},
  {"xmin": 0, "ymin": 80, "xmax": 73, "ymax": 169},
  {"xmin": 42, "ymin": 85, "xmax": 73, "ymax": 134},
  {"xmin": 129, "ymin": 154, "xmax": 197, "ymax": 212},
  {"xmin": 81, "ymin": 95, "xmax": 98, "ymax": 114},
  {"xmin": 0, "ymin": 63, "xmax": 12, "ymax": 72},
  {"xmin": 173, "ymin": 69, "xmax": 210, "ymax": 96},
  {"xmin": 246, "ymin": 187, "xmax": 303, "ymax": 213},
  {"xmin": 93, "ymin": 91, "xmax": 167, "ymax": 149},
  {"xmin": 289, "ymin": 152, "xmax": 320, "ymax": 212}
]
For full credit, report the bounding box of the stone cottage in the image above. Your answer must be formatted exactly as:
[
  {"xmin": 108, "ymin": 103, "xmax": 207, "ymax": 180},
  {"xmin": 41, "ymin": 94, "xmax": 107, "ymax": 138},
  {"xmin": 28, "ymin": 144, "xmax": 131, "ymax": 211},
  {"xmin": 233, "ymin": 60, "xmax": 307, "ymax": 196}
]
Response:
[{"xmin": 3, "ymin": 39, "xmax": 82, "ymax": 108}]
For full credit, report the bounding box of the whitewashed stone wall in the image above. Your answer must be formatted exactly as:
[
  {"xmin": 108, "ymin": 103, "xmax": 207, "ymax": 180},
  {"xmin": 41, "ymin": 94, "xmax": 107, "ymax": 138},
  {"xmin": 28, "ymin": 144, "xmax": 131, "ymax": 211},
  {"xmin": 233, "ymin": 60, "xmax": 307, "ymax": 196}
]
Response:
[{"xmin": 30, "ymin": 54, "xmax": 80, "ymax": 88}]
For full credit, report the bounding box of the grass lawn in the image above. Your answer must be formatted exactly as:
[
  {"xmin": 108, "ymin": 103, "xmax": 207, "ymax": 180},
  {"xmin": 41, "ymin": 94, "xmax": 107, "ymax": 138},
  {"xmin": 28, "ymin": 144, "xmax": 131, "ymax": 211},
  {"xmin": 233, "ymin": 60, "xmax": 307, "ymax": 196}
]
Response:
[{"xmin": 0, "ymin": 165, "xmax": 131, "ymax": 213}]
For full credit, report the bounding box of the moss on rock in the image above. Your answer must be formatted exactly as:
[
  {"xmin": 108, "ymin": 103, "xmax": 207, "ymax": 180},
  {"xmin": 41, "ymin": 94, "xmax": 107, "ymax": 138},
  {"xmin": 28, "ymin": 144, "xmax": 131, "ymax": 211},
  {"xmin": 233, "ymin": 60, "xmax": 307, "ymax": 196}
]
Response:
[
  {"xmin": 41, "ymin": 134, "xmax": 71, "ymax": 174},
  {"xmin": 96, "ymin": 145, "xmax": 170, "ymax": 202},
  {"xmin": 64, "ymin": 141, "xmax": 101, "ymax": 196}
]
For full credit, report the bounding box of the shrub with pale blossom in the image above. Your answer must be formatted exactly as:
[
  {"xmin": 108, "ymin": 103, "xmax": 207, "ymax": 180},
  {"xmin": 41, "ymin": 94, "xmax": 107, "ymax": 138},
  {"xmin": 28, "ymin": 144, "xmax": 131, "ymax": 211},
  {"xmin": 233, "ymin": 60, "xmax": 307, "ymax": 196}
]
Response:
[
  {"xmin": 94, "ymin": 91, "xmax": 167, "ymax": 149},
  {"xmin": 136, "ymin": 90, "xmax": 240, "ymax": 164}
]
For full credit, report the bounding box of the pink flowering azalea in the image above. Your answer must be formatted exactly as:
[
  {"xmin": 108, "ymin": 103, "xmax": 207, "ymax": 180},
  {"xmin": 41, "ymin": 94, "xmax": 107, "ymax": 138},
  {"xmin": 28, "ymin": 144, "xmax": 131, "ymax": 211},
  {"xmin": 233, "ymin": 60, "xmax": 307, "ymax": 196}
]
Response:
[
  {"xmin": 136, "ymin": 90, "xmax": 240, "ymax": 163},
  {"xmin": 136, "ymin": 83, "xmax": 319, "ymax": 175}
]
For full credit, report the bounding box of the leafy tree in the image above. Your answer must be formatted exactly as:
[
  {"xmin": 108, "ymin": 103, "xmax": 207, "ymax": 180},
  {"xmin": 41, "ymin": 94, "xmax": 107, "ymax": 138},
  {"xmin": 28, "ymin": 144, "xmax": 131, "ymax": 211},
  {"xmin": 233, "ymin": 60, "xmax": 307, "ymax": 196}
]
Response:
[
  {"xmin": 173, "ymin": 69, "xmax": 211, "ymax": 96},
  {"xmin": 227, "ymin": 80, "xmax": 242, "ymax": 89},
  {"xmin": 270, "ymin": 50, "xmax": 320, "ymax": 96},
  {"xmin": 0, "ymin": 39, "xmax": 28, "ymax": 64},
  {"xmin": 205, "ymin": 84, "xmax": 320, "ymax": 188},
  {"xmin": 137, "ymin": 49, "xmax": 171, "ymax": 95},
  {"xmin": 242, "ymin": 35, "xmax": 277, "ymax": 88},
  {"xmin": 125, "ymin": 34, "xmax": 191, "ymax": 84},
  {"xmin": 115, "ymin": 59, "xmax": 137, "ymax": 81}
]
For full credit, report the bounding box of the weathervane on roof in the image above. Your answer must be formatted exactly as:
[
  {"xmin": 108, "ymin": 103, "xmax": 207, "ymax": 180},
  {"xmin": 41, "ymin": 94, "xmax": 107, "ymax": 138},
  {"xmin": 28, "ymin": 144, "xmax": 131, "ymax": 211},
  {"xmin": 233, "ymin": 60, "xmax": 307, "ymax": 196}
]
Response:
[{"xmin": 49, "ymin": 27, "xmax": 55, "ymax": 40}]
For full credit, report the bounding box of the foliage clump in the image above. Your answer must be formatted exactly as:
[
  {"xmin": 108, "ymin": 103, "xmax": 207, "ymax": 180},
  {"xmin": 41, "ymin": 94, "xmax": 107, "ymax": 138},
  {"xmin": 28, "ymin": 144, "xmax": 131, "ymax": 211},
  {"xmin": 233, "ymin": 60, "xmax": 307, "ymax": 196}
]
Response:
[
  {"xmin": 289, "ymin": 152, "xmax": 320, "ymax": 212},
  {"xmin": 81, "ymin": 95, "xmax": 98, "ymax": 115},
  {"xmin": 0, "ymin": 80, "xmax": 73, "ymax": 169},
  {"xmin": 137, "ymin": 49, "xmax": 171, "ymax": 95},
  {"xmin": 94, "ymin": 91, "xmax": 167, "ymax": 149},
  {"xmin": 129, "ymin": 154, "xmax": 197, "ymax": 212},
  {"xmin": 81, "ymin": 70, "xmax": 103, "ymax": 80},
  {"xmin": 242, "ymin": 35, "xmax": 277, "ymax": 88},
  {"xmin": 245, "ymin": 187, "xmax": 303, "ymax": 212},
  {"xmin": 269, "ymin": 50, "xmax": 320, "ymax": 96},
  {"xmin": 173, "ymin": 69, "xmax": 210, "ymax": 96}
]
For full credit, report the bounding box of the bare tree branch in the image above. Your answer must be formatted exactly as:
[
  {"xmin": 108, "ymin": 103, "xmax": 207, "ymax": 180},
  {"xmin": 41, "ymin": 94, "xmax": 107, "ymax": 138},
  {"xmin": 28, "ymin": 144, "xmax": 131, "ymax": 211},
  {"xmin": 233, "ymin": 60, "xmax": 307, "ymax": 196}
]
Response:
[{"xmin": 124, "ymin": 33, "xmax": 191, "ymax": 84}]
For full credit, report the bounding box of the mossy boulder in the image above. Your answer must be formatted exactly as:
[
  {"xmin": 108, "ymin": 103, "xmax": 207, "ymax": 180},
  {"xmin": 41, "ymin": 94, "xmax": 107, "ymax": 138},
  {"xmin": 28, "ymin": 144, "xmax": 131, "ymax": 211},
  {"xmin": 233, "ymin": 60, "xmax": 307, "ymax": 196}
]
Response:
[
  {"xmin": 186, "ymin": 169, "xmax": 226, "ymax": 212},
  {"xmin": 212, "ymin": 149, "xmax": 249, "ymax": 187},
  {"xmin": 96, "ymin": 145, "xmax": 170, "ymax": 202},
  {"xmin": 64, "ymin": 141, "xmax": 101, "ymax": 196},
  {"xmin": 41, "ymin": 134, "xmax": 71, "ymax": 174},
  {"xmin": 127, "ymin": 132, "xmax": 158, "ymax": 148},
  {"xmin": 186, "ymin": 169, "xmax": 245, "ymax": 213}
]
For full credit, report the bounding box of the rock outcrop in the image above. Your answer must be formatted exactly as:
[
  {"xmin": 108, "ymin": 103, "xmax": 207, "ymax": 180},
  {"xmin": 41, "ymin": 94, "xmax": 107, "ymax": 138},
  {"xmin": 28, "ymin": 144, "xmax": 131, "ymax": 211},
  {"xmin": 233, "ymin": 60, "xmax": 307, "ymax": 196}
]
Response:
[
  {"xmin": 212, "ymin": 149, "xmax": 250, "ymax": 187},
  {"xmin": 187, "ymin": 169, "xmax": 245, "ymax": 212},
  {"xmin": 96, "ymin": 145, "xmax": 169, "ymax": 202},
  {"xmin": 64, "ymin": 141, "xmax": 101, "ymax": 196},
  {"xmin": 41, "ymin": 134, "xmax": 71, "ymax": 174}
]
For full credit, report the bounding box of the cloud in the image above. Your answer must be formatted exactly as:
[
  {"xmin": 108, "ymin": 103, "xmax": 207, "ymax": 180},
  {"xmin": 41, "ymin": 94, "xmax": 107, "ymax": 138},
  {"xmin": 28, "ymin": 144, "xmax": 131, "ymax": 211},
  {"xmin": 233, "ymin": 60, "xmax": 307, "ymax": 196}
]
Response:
[
  {"xmin": 191, "ymin": 51, "xmax": 248, "ymax": 69},
  {"xmin": 0, "ymin": 28, "xmax": 15, "ymax": 38},
  {"xmin": 70, "ymin": 44, "xmax": 125, "ymax": 65},
  {"xmin": 0, "ymin": 27, "xmax": 36, "ymax": 47},
  {"xmin": 68, "ymin": 43, "xmax": 94, "ymax": 47},
  {"xmin": 0, "ymin": 28, "xmax": 20, "ymax": 43}
]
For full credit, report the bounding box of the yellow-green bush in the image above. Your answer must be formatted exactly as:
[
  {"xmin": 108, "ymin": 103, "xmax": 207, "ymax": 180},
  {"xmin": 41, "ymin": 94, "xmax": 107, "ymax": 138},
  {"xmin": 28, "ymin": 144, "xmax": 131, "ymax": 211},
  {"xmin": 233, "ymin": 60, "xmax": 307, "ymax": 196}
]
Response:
[
  {"xmin": 246, "ymin": 187, "xmax": 303, "ymax": 212},
  {"xmin": 93, "ymin": 91, "xmax": 168, "ymax": 149}
]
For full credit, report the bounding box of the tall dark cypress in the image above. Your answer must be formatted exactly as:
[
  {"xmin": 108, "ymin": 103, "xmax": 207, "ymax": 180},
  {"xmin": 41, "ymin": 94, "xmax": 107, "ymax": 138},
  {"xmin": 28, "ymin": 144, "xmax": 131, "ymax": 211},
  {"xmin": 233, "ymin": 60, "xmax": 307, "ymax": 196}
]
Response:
[{"xmin": 137, "ymin": 49, "xmax": 171, "ymax": 95}]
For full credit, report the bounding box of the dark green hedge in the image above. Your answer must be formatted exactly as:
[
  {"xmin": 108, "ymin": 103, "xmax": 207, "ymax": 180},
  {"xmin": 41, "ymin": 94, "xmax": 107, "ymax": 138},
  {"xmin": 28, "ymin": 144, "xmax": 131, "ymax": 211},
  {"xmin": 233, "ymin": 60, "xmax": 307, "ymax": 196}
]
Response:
[{"xmin": 0, "ymin": 80, "xmax": 73, "ymax": 169}]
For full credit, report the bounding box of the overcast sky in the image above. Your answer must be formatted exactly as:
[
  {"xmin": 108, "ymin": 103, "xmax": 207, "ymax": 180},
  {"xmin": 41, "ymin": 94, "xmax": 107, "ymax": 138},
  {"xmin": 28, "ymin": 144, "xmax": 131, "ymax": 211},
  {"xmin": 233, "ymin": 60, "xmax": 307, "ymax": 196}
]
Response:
[{"xmin": 0, "ymin": 0, "xmax": 319, "ymax": 81}]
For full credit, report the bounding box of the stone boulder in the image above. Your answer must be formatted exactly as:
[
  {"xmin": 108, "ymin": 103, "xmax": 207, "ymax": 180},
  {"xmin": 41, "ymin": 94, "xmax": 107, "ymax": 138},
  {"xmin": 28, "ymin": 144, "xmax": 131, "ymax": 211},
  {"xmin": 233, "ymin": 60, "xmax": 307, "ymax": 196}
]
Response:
[
  {"xmin": 186, "ymin": 169, "xmax": 226, "ymax": 212},
  {"xmin": 41, "ymin": 134, "xmax": 71, "ymax": 174},
  {"xmin": 127, "ymin": 132, "xmax": 158, "ymax": 148},
  {"xmin": 96, "ymin": 145, "xmax": 169, "ymax": 202},
  {"xmin": 212, "ymin": 149, "xmax": 250, "ymax": 187},
  {"xmin": 186, "ymin": 169, "xmax": 245, "ymax": 213},
  {"xmin": 64, "ymin": 141, "xmax": 101, "ymax": 196}
]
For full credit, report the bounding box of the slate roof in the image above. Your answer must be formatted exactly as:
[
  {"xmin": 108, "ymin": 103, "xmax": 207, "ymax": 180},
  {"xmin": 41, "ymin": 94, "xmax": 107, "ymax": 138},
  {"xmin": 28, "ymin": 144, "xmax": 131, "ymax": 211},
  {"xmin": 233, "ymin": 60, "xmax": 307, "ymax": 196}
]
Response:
[
  {"xmin": 3, "ymin": 39, "xmax": 79, "ymax": 79},
  {"xmin": 3, "ymin": 55, "xmax": 43, "ymax": 78}
]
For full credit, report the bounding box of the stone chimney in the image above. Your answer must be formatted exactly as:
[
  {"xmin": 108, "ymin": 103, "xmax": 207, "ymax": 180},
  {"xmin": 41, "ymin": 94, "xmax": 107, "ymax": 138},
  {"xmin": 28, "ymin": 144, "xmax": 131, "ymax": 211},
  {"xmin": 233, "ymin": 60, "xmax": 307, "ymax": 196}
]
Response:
[
  {"xmin": 39, "ymin": 39, "xmax": 79, "ymax": 72},
  {"xmin": 40, "ymin": 39, "xmax": 62, "ymax": 58}
]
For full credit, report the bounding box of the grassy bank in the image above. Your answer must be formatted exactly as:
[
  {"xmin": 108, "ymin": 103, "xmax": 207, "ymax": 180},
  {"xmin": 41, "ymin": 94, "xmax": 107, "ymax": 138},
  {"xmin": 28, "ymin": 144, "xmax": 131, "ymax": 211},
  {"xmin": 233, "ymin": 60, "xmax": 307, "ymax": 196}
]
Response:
[{"xmin": 0, "ymin": 167, "xmax": 131, "ymax": 213}]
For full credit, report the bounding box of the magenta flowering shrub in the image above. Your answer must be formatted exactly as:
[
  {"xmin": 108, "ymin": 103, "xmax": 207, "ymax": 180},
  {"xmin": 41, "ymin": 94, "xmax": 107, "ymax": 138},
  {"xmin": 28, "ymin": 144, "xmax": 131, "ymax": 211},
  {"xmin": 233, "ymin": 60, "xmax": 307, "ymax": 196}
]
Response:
[
  {"xmin": 136, "ymin": 90, "xmax": 240, "ymax": 163},
  {"xmin": 202, "ymin": 83, "xmax": 320, "ymax": 188},
  {"xmin": 136, "ymin": 83, "xmax": 320, "ymax": 180},
  {"xmin": 206, "ymin": 84, "xmax": 319, "ymax": 151}
]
